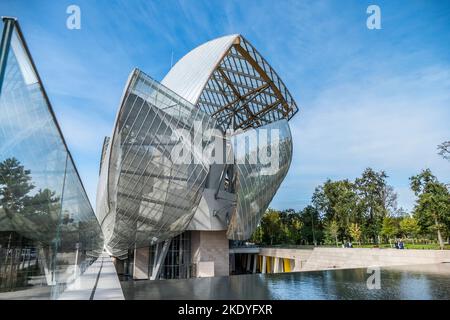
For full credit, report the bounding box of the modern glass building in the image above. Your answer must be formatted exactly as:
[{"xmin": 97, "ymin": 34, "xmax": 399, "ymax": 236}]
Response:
[
  {"xmin": 97, "ymin": 34, "xmax": 298, "ymax": 279},
  {"xmin": 0, "ymin": 18, "xmax": 103, "ymax": 299},
  {"xmin": 0, "ymin": 16, "xmax": 299, "ymax": 290}
]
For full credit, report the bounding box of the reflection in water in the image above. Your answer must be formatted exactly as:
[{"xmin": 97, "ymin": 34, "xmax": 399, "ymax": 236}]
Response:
[
  {"xmin": 121, "ymin": 273, "xmax": 272, "ymax": 300},
  {"xmin": 120, "ymin": 263, "xmax": 450, "ymax": 300}
]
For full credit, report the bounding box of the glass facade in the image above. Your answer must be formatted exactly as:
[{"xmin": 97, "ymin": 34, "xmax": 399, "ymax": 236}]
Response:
[
  {"xmin": 227, "ymin": 119, "xmax": 293, "ymax": 240},
  {"xmin": 97, "ymin": 33, "xmax": 298, "ymax": 272},
  {"xmin": 97, "ymin": 69, "xmax": 222, "ymax": 256},
  {"xmin": 0, "ymin": 18, "xmax": 103, "ymax": 299},
  {"xmin": 151, "ymin": 231, "xmax": 192, "ymax": 280}
]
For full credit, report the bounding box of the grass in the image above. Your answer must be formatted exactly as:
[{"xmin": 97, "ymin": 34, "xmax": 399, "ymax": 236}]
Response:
[
  {"xmin": 352, "ymin": 243, "xmax": 450, "ymax": 250},
  {"xmin": 258, "ymin": 243, "xmax": 450, "ymax": 250}
]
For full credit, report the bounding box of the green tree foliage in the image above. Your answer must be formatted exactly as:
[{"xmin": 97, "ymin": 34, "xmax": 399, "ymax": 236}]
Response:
[
  {"xmin": 25, "ymin": 188, "xmax": 61, "ymax": 236},
  {"xmin": 0, "ymin": 157, "xmax": 35, "ymax": 217},
  {"xmin": 299, "ymin": 205, "xmax": 323, "ymax": 245},
  {"xmin": 410, "ymin": 169, "xmax": 450, "ymax": 250},
  {"xmin": 251, "ymin": 208, "xmax": 304, "ymax": 245},
  {"xmin": 0, "ymin": 158, "xmax": 62, "ymax": 243},
  {"xmin": 380, "ymin": 216, "xmax": 399, "ymax": 242},
  {"xmin": 348, "ymin": 223, "xmax": 362, "ymax": 244},
  {"xmin": 437, "ymin": 141, "xmax": 450, "ymax": 161},
  {"xmin": 394, "ymin": 207, "xmax": 410, "ymax": 218},
  {"xmin": 312, "ymin": 179, "xmax": 358, "ymax": 242},
  {"xmin": 324, "ymin": 220, "xmax": 339, "ymax": 247},
  {"xmin": 260, "ymin": 208, "xmax": 282, "ymax": 245},
  {"xmin": 250, "ymin": 167, "xmax": 448, "ymax": 248},
  {"xmin": 355, "ymin": 168, "xmax": 397, "ymax": 243},
  {"xmin": 280, "ymin": 209, "xmax": 303, "ymax": 245},
  {"xmin": 399, "ymin": 217, "xmax": 420, "ymax": 238}
]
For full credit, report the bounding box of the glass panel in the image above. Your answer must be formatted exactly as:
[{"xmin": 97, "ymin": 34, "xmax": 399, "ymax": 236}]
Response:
[
  {"xmin": 227, "ymin": 119, "xmax": 293, "ymax": 240},
  {"xmin": 97, "ymin": 70, "xmax": 221, "ymax": 256},
  {"xmin": 196, "ymin": 36, "xmax": 299, "ymax": 131},
  {"xmin": 0, "ymin": 20, "xmax": 103, "ymax": 299}
]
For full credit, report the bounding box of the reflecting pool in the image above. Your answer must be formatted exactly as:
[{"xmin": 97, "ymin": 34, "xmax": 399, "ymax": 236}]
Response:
[{"xmin": 120, "ymin": 263, "xmax": 450, "ymax": 300}]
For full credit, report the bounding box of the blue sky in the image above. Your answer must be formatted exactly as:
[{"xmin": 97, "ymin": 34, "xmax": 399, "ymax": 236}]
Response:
[{"xmin": 1, "ymin": 0, "xmax": 449, "ymax": 213}]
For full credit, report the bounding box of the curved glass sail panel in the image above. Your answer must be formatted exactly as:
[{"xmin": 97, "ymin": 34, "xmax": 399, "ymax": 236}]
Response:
[
  {"xmin": 97, "ymin": 69, "xmax": 221, "ymax": 256},
  {"xmin": 196, "ymin": 36, "xmax": 299, "ymax": 131},
  {"xmin": 0, "ymin": 18, "xmax": 103, "ymax": 299},
  {"xmin": 162, "ymin": 34, "xmax": 299, "ymax": 132},
  {"xmin": 227, "ymin": 119, "xmax": 293, "ymax": 240}
]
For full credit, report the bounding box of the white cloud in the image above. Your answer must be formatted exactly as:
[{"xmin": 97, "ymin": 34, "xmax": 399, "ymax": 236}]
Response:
[{"xmin": 281, "ymin": 63, "xmax": 450, "ymax": 211}]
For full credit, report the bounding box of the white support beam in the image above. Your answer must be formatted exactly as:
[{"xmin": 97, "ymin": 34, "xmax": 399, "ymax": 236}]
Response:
[
  {"xmin": 261, "ymin": 256, "xmax": 266, "ymax": 274},
  {"xmin": 150, "ymin": 239, "xmax": 171, "ymax": 280}
]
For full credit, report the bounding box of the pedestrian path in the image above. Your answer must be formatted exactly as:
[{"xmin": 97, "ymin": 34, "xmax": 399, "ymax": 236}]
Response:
[{"xmin": 58, "ymin": 253, "xmax": 124, "ymax": 300}]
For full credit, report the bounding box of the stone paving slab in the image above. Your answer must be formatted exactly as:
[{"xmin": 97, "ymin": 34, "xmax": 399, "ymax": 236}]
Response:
[{"xmin": 58, "ymin": 253, "xmax": 124, "ymax": 300}]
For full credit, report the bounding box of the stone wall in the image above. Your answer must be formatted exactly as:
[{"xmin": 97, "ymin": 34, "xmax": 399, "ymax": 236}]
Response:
[
  {"xmin": 302, "ymin": 247, "xmax": 450, "ymax": 271},
  {"xmin": 191, "ymin": 230, "xmax": 229, "ymax": 277}
]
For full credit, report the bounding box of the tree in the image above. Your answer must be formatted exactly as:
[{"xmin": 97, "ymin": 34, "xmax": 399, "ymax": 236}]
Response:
[
  {"xmin": 399, "ymin": 217, "xmax": 420, "ymax": 239},
  {"xmin": 381, "ymin": 185, "xmax": 398, "ymax": 216},
  {"xmin": 278, "ymin": 209, "xmax": 302, "ymax": 244},
  {"xmin": 324, "ymin": 220, "xmax": 339, "ymax": 247},
  {"xmin": 0, "ymin": 158, "xmax": 35, "ymax": 217},
  {"xmin": 394, "ymin": 207, "xmax": 410, "ymax": 218},
  {"xmin": 0, "ymin": 158, "xmax": 63, "ymax": 243},
  {"xmin": 286, "ymin": 214, "xmax": 303, "ymax": 245},
  {"xmin": 312, "ymin": 179, "xmax": 358, "ymax": 241},
  {"xmin": 252, "ymin": 209, "xmax": 304, "ymax": 245},
  {"xmin": 25, "ymin": 188, "xmax": 61, "ymax": 239},
  {"xmin": 250, "ymin": 224, "xmax": 263, "ymax": 244},
  {"xmin": 348, "ymin": 223, "xmax": 362, "ymax": 245},
  {"xmin": 259, "ymin": 208, "xmax": 283, "ymax": 245},
  {"xmin": 437, "ymin": 141, "xmax": 450, "ymax": 161},
  {"xmin": 355, "ymin": 168, "xmax": 397, "ymax": 244},
  {"xmin": 410, "ymin": 169, "xmax": 450, "ymax": 250},
  {"xmin": 299, "ymin": 205, "xmax": 323, "ymax": 245},
  {"xmin": 380, "ymin": 216, "xmax": 399, "ymax": 244}
]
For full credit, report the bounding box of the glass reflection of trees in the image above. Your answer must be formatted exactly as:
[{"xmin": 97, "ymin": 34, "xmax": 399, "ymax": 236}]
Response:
[
  {"xmin": 0, "ymin": 157, "xmax": 100, "ymax": 294},
  {"xmin": 0, "ymin": 157, "xmax": 60, "ymax": 243}
]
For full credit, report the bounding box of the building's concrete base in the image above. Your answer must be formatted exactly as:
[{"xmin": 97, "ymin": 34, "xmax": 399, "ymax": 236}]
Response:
[
  {"xmin": 191, "ymin": 230, "xmax": 229, "ymax": 277},
  {"xmin": 112, "ymin": 257, "xmax": 124, "ymax": 275},
  {"xmin": 133, "ymin": 246, "xmax": 149, "ymax": 280}
]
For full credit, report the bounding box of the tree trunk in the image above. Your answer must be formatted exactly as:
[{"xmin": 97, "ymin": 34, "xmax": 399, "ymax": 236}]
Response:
[
  {"xmin": 435, "ymin": 216, "xmax": 444, "ymax": 250},
  {"xmin": 335, "ymin": 235, "xmax": 338, "ymax": 248},
  {"xmin": 437, "ymin": 229, "xmax": 444, "ymax": 250}
]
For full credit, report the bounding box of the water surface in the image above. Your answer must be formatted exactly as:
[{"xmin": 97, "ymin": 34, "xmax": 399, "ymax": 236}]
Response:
[{"xmin": 120, "ymin": 263, "xmax": 450, "ymax": 300}]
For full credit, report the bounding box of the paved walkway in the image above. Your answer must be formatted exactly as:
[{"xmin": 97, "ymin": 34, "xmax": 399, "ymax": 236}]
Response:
[{"xmin": 58, "ymin": 253, "xmax": 124, "ymax": 300}]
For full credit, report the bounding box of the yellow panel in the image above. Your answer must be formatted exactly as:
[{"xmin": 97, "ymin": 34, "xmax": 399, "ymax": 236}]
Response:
[{"xmin": 283, "ymin": 258, "xmax": 291, "ymax": 272}]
